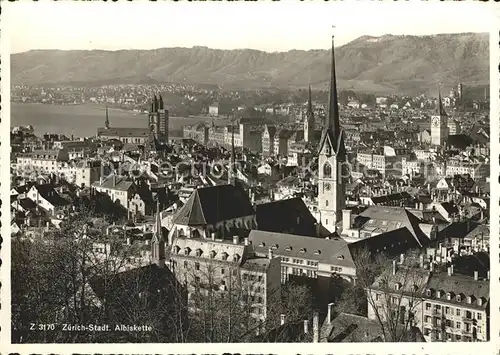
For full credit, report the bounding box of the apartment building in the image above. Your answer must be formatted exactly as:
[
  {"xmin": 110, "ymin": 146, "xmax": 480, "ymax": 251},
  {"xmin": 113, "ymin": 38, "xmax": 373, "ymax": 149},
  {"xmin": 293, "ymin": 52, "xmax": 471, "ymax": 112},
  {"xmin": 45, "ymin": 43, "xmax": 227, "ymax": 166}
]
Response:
[{"xmin": 169, "ymin": 235, "xmax": 281, "ymax": 323}]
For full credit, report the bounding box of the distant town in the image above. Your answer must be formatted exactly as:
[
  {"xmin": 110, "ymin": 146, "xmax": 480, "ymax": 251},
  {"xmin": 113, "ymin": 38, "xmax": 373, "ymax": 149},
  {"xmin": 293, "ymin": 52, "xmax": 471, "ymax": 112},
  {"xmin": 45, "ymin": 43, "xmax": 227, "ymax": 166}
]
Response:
[{"xmin": 11, "ymin": 36, "xmax": 490, "ymax": 344}]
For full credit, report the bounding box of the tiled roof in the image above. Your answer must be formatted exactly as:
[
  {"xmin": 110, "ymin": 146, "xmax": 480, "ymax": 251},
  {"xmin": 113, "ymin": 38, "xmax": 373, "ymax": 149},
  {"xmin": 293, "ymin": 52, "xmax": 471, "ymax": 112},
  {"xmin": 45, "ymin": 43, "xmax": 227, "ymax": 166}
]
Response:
[
  {"xmin": 371, "ymin": 192, "xmax": 412, "ymax": 205},
  {"xmin": 322, "ymin": 313, "xmax": 384, "ymax": 342},
  {"xmin": 172, "ymin": 184, "xmax": 254, "ymax": 226},
  {"xmin": 249, "ymin": 230, "xmax": 355, "ymax": 268},
  {"xmin": 356, "ymin": 206, "xmax": 428, "ymax": 247},
  {"xmin": 426, "ymin": 272, "xmax": 489, "ymax": 309},
  {"xmin": 255, "ymin": 197, "xmax": 317, "ymax": 236},
  {"xmin": 35, "ymin": 184, "xmax": 70, "ymax": 207},
  {"xmin": 92, "ymin": 174, "xmax": 134, "ymax": 191}
]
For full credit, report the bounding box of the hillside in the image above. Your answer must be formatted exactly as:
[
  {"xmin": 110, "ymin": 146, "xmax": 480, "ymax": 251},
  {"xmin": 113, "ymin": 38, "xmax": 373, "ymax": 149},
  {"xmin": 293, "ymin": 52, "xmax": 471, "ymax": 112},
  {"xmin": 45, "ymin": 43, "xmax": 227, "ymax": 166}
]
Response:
[{"xmin": 11, "ymin": 32, "xmax": 489, "ymax": 95}]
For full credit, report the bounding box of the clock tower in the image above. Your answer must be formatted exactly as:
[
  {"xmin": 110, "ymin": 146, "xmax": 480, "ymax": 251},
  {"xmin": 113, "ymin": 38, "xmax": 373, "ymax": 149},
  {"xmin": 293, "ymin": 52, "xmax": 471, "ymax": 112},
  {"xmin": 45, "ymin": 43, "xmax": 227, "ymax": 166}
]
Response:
[
  {"xmin": 317, "ymin": 34, "xmax": 347, "ymax": 233},
  {"xmin": 431, "ymin": 90, "xmax": 449, "ymax": 146}
]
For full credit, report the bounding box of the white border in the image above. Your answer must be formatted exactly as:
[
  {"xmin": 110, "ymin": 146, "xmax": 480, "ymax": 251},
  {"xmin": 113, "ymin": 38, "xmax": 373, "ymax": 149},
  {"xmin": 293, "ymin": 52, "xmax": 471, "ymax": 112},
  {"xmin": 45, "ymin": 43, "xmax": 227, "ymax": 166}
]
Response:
[{"xmin": 1, "ymin": 2, "xmax": 499, "ymax": 354}]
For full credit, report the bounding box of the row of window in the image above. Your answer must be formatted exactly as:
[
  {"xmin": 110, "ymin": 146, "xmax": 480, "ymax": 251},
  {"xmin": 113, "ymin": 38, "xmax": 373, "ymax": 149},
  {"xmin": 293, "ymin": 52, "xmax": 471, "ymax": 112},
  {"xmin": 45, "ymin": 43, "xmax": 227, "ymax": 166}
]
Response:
[
  {"xmin": 422, "ymin": 329, "xmax": 475, "ymax": 342},
  {"xmin": 424, "ymin": 317, "xmax": 480, "ymax": 333},
  {"xmin": 424, "ymin": 303, "xmax": 482, "ymax": 320}
]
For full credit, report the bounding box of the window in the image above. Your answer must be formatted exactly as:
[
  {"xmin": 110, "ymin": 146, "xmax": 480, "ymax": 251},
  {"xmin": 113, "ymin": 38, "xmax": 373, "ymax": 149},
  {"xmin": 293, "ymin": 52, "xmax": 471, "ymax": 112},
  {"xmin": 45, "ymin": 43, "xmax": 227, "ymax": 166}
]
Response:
[
  {"xmin": 323, "ymin": 162, "xmax": 332, "ymax": 178},
  {"xmin": 325, "ymin": 200, "xmax": 329, "ymax": 207},
  {"xmin": 221, "ymin": 268, "xmax": 225, "ymax": 275},
  {"xmin": 195, "ymin": 276, "xmax": 200, "ymax": 283},
  {"xmin": 456, "ymin": 309, "xmax": 460, "ymax": 316},
  {"xmin": 424, "ymin": 316, "xmax": 431, "ymax": 323},
  {"xmin": 195, "ymin": 262, "xmax": 200, "ymax": 270},
  {"xmin": 258, "ymin": 275, "xmax": 263, "ymax": 282},
  {"xmin": 456, "ymin": 321, "xmax": 461, "ymax": 329},
  {"xmin": 425, "ymin": 303, "xmax": 431, "ymax": 311},
  {"xmin": 325, "ymin": 219, "xmax": 328, "ymax": 225},
  {"xmin": 445, "ymin": 307, "xmax": 450, "ymax": 314},
  {"xmin": 477, "ymin": 313, "xmax": 482, "ymax": 320},
  {"xmin": 184, "ymin": 261, "xmax": 188, "ymax": 268}
]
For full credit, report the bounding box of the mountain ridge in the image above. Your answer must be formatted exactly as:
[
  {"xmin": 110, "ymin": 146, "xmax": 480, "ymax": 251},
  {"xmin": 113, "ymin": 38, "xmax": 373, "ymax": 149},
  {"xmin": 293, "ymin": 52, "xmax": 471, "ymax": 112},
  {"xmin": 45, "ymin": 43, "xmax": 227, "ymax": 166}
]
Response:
[{"xmin": 11, "ymin": 32, "xmax": 489, "ymax": 95}]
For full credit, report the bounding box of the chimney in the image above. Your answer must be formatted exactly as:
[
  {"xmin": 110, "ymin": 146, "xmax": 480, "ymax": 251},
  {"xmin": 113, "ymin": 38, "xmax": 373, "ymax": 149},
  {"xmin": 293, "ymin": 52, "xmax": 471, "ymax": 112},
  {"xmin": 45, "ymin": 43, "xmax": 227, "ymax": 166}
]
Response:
[
  {"xmin": 342, "ymin": 209, "xmax": 351, "ymax": 233},
  {"xmin": 450, "ymin": 264, "xmax": 454, "ymax": 275},
  {"xmin": 268, "ymin": 248, "xmax": 274, "ymax": 260},
  {"xmin": 45, "ymin": 221, "xmax": 50, "ymax": 231},
  {"xmin": 112, "ymin": 174, "xmax": 116, "ymax": 187},
  {"xmin": 303, "ymin": 320, "xmax": 309, "ymax": 334},
  {"xmin": 400, "ymin": 253, "xmax": 405, "ymax": 264},
  {"xmin": 244, "ymin": 237, "xmax": 249, "ymax": 246},
  {"xmin": 392, "ymin": 260, "xmax": 397, "ymax": 275},
  {"xmin": 474, "ymin": 270, "xmax": 478, "ymax": 281},
  {"xmin": 280, "ymin": 314, "xmax": 285, "ymax": 325},
  {"xmin": 211, "ymin": 232, "xmax": 216, "ymax": 241},
  {"xmin": 233, "ymin": 235, "xmax": 239, "ymax": 245},
  {"xmin": 327, "ymin": 302, "xmax": 335, "ymax": 324},
  {"xmin": 313, "ymin": 311, "xmax": 319, "ymax": 343},
  {"xmin": 447, "ymin": 267, "xmax": 452, "ymax": 276},
  {"xmin": 419, "ymin": 254, "xmax": 424, "ymax": 268}
]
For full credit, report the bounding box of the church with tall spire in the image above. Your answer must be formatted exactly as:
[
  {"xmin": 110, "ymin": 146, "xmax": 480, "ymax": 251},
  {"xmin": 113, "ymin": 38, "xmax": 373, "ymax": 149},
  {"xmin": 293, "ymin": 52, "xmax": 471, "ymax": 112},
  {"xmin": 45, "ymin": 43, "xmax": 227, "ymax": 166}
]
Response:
[
  {"xmin": 431, "ymin": 89, "xmax": 449, "ymax": 146},
  {"xmin": 316, "ymin": 34, "xmax": 347, "ymax": 233},
  {"xmin": 148, "ymin": 94, "xmax": 170, "ymax": 142},
  {"xmin": 303, "ymin": 85, "xmax": 316, "ymax": 144},
  {"xmin": 151, "ymin": 197, "xmax": 166, "ymax": 268}
]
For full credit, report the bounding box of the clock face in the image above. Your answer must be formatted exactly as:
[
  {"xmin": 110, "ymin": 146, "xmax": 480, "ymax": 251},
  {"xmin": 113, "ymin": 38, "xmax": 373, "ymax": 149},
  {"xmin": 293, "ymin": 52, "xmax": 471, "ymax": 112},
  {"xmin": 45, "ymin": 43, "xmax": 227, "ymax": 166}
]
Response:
[
  {"xmin": 324, "ymin": 183, "xmax": 331, "ymax": 191},
  {"xmin": 432, "ymin": 117, "xmax": 440, "ymax": 127}
]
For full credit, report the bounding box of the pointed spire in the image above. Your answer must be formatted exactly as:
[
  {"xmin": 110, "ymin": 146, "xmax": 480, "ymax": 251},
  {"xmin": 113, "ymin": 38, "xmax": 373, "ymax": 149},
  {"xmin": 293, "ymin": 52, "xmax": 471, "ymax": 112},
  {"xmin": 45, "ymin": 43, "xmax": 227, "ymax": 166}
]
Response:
[
  {"xmin": 327, "ymin": 34, "xmax": 341, "ymax": 144},
  {"xmin": 159, "ymin": 95, "xmax": 164, "ymax": 110},
  {"xmin": 229, "ymin": 122, "xmax": 236, "ymax": 185},
  {"xmin": 437, "ymin": 87, "xmax": 448, "ymax": 117},
  {"xmin": 153, "ymin": 95, "xmax": 158, "ymax": 112},
  {"xmin": 105, "ymin": 104, "xmax": 110, "ymax": 129},
  {"xmin": 307, "ymin": 85, "xmax": 313, "ymax": 118},
  {"xmin": 154, "ymin": 197, "xmax": 162, "ymax": 241}
]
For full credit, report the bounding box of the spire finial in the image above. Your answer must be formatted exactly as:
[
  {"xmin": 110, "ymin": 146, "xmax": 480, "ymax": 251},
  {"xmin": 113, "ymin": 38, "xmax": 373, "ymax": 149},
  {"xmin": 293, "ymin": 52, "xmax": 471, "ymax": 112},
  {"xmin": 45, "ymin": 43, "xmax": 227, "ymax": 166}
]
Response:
[{"xmin": 327, "ymin": 25, "xmax": 340, "ymax": 143}]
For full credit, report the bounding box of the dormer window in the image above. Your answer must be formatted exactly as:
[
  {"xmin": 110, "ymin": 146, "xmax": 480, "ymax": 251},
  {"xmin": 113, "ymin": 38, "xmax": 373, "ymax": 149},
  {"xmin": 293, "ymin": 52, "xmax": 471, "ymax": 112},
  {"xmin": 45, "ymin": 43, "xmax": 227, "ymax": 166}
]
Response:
[
  {"xmin": 394, "ymin": 282, "xmax": 401, "ymax": 291},
  {"xmin": 456, "ymin": 294, "xmax": 462, "ymax": 302},
  {"xmin": 174, "ymin": 246, "xmax": 180, "ymax": 254},
  {"xmin": 221, "ymin": 252, "xmax": 228, "ymax": 261},
  {"xmin": 477, "ymin": 298, "xmax": 483, "ymax": 306},
  {"xmin": 314, "ymin": 250, "xmax": 321, "ymax": 255},
  {"xmin": 271, "ymin": 244, "xmax": 279, "ymax": 250},
  {"xmin": 337, "ymin": 255, "xmax": 344, "ymax": 260},
  {"xmin": 259, "ymin": 242, "xmax": 266, "ymax": 247},
  {"xmin": 285, "ymin": 246, "xmax": 292, "ymax": 252},
  {"xmin": 466, "ymin": 296, "xmax": 472, "ymax": 304},
  {"xmin": 195, "ymin": 248, "xmax": 203, "ymax": 257},
  {"xmin": 436, "ymin": 290, "xmax": 442, "ymax": 298},
  {"xmin": 233, "ymin": 254, "xmax": 240, "ymax": 262},
  {"xmin": 184, "ymin": 247, "xmax": 191, "ymax": 255},
  {"xmin": 446, "ymin": 292, "xmax": 453, "ymax": 301},
  {"xmin": 299, "ymin": 248, "xmax": 306, "ymax": 253},
  {"xmin": 426, "ymin": 289, "xmax": 432, "ymax": 297},
  {"xmin": 209, "ymin": 250, "xmax": 216, "ymax": 259}
]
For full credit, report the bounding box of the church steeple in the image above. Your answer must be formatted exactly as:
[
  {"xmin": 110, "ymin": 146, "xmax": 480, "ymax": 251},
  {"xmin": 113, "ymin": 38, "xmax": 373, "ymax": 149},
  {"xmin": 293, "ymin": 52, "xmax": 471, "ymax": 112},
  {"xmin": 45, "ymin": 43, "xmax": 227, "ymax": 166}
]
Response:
[
  {"xmin": 153, "ymin": 95, "xmax": 158, "ymax": 112},
  {"xmin": 228, "ymin": 122, "xmax": 236, "ymax": 185},
  {"xmin": 327, "ymin": 34, "xmax": 341, "ymax": 145},
  {"xmin": 307, "ymin": 85, "xmax": 313, "ymax": 118},
  {"xmin": 319, "ymin": 34, "xmax": 343, "ymax": 154},
  {"xmin": 105, "ymin": 104, "xmax": 110, "ymax": 129},
  {"xmin": 151, "ymin": 197, "xmax": 165, "ymax": 267},
  {"xmin": 437, "ymin": 88, "xmax": 448, "ymax": 117},
  {"xmin": 159, "ymin": 95, "xmax": 164, "ymax": 110}
]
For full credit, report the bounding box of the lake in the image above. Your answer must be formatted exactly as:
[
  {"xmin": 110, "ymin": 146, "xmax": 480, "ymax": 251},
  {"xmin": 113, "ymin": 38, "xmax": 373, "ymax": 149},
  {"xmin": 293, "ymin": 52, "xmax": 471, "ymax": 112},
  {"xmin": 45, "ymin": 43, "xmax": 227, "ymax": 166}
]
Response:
[{"xmin": 10, "ymin": 103, "xmax": 229, "ymax": 138}]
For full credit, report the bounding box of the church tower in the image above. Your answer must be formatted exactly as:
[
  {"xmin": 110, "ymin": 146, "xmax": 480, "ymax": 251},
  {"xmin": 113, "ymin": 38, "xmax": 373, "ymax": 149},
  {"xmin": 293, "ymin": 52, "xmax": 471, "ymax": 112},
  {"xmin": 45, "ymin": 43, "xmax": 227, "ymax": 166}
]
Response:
[
  {"xmin": 151, "ymin": 198, "xmax": 165, "ymax": 268},
  {"xmin": 104, "ymin": 104, "xmax": 110, "ymax": 129},
  {"xmin": 228, "ymin": 122, "xmax": 236, "ymax": 185},
  {"xmin": 431, "ymin": 89, "xmax": 449, "ymax": 146},
  {"xmin": 317, "ymin": 34, "xmax": 347, "ymax": 233},
  {"xmin": 148, "ymin": 94, "xmax": 169, "ymax": 143},
  {"xmin": 304, "ymin": 85, "xmax": 315, "ymax": 143}
]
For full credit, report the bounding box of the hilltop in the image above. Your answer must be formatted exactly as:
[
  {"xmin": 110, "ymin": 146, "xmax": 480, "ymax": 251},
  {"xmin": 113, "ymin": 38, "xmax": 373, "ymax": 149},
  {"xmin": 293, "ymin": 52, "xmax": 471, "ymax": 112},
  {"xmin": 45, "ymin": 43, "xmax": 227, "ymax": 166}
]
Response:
[{"xmin": 11, "ymin": 32, "xmax": 488, "ymax": 95}]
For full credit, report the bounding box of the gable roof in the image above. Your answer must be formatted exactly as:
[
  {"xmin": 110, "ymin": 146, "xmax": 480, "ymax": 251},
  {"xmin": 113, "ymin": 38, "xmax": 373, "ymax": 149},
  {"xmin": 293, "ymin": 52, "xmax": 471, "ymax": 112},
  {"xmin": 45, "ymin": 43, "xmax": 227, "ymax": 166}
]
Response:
[
  {"xmin": 33, "ymin": 184, "xmax": 70, "ymax": 207},
  {"xmin": 97, "ymin": 127, "xmax": 150, "ymax": 137},
  {"xmin": 172, "ymin": 184, "xmax": 254, "ymax": 226}
]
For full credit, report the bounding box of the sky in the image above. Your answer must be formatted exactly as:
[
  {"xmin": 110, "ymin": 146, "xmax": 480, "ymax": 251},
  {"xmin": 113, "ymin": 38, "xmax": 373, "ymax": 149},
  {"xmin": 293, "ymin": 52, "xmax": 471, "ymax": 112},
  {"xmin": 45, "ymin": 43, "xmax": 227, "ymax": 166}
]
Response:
[{"xmin": 5, "ymin": 1, "xmax": 496, "ymax": 54}]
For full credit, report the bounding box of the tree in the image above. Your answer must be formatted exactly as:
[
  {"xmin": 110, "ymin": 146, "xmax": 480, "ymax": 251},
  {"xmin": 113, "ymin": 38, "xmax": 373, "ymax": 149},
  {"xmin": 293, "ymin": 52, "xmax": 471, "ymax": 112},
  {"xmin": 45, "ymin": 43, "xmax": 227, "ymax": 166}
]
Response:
[{"xmin": 335, "ymin": 247, "xmax": 427, "ymax": 342}]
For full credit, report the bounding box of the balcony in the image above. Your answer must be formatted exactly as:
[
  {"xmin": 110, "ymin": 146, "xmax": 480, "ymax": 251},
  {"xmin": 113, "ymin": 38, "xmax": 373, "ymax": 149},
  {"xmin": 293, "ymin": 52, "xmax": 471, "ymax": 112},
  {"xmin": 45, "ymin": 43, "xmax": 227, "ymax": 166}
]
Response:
[
  {"xmin": 431, "ymin": 309, "xmax": 443, "ymax": 316},
  {"xmin": 462, "ymin": 317, "xmax": 475, "ymax": 323}
]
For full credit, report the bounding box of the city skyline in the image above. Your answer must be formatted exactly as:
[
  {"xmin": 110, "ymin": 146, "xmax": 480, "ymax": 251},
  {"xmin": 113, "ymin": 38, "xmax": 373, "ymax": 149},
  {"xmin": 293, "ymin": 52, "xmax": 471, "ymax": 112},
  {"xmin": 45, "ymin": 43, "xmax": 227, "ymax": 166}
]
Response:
[{"xmin": 6, "ymin": 2, "xmax": 494, "ymax": 54}]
